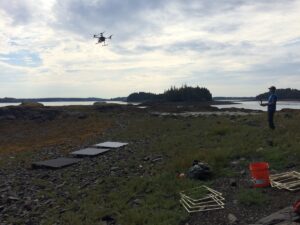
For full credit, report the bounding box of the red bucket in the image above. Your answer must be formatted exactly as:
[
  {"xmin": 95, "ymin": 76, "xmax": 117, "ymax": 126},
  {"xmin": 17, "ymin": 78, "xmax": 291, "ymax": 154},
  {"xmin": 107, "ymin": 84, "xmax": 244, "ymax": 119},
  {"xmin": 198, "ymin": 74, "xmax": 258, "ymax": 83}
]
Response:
[{"xmin": 249, "ymin": 162, "xmax": 270, "ymax": 188}]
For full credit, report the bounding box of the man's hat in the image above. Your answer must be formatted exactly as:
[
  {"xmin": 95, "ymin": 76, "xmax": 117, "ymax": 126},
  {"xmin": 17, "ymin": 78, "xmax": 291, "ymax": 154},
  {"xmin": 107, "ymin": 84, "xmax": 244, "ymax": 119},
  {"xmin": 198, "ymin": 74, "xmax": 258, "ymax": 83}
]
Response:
[{"xmin": 269, "ymin": 86, "xmax": 276, "ymax": 90}]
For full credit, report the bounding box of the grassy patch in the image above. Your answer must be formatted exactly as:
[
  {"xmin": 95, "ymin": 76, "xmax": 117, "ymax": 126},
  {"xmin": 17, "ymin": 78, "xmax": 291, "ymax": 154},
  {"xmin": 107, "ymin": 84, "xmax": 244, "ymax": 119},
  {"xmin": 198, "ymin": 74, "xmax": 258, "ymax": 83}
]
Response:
[
  {"xmin": 0, "ymin": 109, "xmax": 112, "ymax": 166},
  {"xmin": 237, "ymin": 189, "xmax": 269, "ymax": 206}
]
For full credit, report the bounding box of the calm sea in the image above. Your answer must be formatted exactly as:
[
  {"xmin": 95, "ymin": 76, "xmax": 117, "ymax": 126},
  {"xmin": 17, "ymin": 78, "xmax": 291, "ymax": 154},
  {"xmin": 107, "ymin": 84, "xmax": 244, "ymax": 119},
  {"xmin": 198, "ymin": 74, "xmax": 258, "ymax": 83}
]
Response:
[{"xmin": 212, "ymin": 101, "xmax": 300, "ymax": 111}]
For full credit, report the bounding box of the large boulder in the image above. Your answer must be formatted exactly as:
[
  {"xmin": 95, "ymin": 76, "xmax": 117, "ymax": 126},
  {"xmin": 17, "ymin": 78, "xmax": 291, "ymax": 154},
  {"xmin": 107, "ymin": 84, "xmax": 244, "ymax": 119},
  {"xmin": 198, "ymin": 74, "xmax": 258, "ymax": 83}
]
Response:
[
  {"xmin": 93, "ymin": 102, "xmax": 119, "ymax": 107},
  {"xmin": 0, "ymin": 105, "xmax": 60, "ymax": 121},
  {"xmin": 93, "ymin": 102, "xmax": 123, "ymax": 111},
  {"xmin": 254, "ymin": 207, "xmax": 300, "ymax": 225}
]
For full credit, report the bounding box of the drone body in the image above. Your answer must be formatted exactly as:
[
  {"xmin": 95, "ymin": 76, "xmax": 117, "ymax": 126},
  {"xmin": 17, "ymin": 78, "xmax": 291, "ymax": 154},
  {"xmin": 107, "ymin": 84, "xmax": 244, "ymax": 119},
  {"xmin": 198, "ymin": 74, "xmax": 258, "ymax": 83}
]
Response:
[{"xmin": 93, "ymin": 32, "xmax": 112, "ymax": 46}]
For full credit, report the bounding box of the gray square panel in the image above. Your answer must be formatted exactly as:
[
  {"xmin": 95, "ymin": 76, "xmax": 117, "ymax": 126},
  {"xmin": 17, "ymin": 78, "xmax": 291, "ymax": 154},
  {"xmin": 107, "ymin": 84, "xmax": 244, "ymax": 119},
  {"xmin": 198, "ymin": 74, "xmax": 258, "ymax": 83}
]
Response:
[
  {"xmin": 32, "ymin": 157, "xmax": 82, "ymax": 169},
  {"xmin": 70, "ymin": 147, "xmax": 110, "ymax": 156},
  {"xmin": 93, "ymin": 141, "xmax": 128, "ymax": 148}
]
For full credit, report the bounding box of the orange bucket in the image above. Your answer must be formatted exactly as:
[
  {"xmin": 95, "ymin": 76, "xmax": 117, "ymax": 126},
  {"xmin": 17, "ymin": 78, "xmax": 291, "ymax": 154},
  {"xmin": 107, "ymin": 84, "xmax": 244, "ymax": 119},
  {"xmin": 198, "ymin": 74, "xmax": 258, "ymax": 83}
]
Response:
[{"xmin": 249, "ymin": 162, "xmax": 270, "ymax": 188}]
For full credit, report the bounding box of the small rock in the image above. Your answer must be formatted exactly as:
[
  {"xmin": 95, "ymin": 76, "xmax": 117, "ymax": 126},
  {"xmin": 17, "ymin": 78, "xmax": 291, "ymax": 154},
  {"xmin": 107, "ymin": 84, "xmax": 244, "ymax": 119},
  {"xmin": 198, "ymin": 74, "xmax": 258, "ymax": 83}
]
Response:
[
  {"xmin": 230, "ymin": 160, "xmax": 240, "ymax": 166},
  {"xmin": 132, "ymin": 199, "xmax": 142, "ymax": 207},
  {"xmin": 256, "ymin": 147, "xmax": 264, "ymax": 152},
  {"xmin": 101, "ymin": 215, "xmax": 116, "ymax": 225},
  {"xmin": 143, "ymin": 156, "xmax": 150, "ymax": 161},
  {"xmin": 229, "ymin": 115, "xmax": 236, "ymax": 120},
  {"xmin": 39, "ymin": 174, "xmax": 50, "ymax": 179},
  {"xmin": 285, "ymin": 163, "xmax": 296, "ymax": 169},
  {"xmin": 228, "ymin": 213, "xmax": 238, "ymax": 224},
  {"xmin": 145, "ymin": 188, "xmax": 152, "ymax": 194},
  {"xmin": 77, "ymin": 113, "xmax": 87, "ymax": 119},
  {"xmin": 151, "ymin": 157, "xmax": 163, "ymax": 163},
  {"xmin": 94, "ymin": 179, "xmax": 104, "ymax": 184},
  {"xmin": 56, "ymin": 182, "xmax": 66, "ymax": 188},
  {"xmin": 177, "ymin": 173, "xmax": 186, "ymax": 178},
  {"xmin": 59, "ymin": 208, "xmax": 67, "ymax": 214},
  {"xmin": 280, "ymin": 223, "xmax": 300, "ymax": 225},
  {"xmin": 7, "ymin": 196, "xmax": 20, "ymax": 201},
  {"xmin": 43, "ymin": 199, "xmax": 53, "ymax": 206},
  {"xmin": 24, "ymin": 200, "xmax": 32, "ymax": 211},
  {"xmin": 229, "ymin": 178, "xmax": 237, "ymax": 187},
  {"xmin": 80, "ymin": 182, "xmax": 90, "ymax": 189},
  {"xmin": 267, "ymin": 139, "xmax": 273, "ymax": 147},
  {"xmin": 110, "ymin": 167, "xmax": 119, "ymax": 171},
  {"xmin": 5, "ymin": 115, "xmax": 16, "ymax": 120},
  {"xmin": 0, "ymin": 187, "xmax": 10, "ymax": 193},
  {"xmin": 110, "ymin": 171, "xmax": 116, "ymax": 176}
]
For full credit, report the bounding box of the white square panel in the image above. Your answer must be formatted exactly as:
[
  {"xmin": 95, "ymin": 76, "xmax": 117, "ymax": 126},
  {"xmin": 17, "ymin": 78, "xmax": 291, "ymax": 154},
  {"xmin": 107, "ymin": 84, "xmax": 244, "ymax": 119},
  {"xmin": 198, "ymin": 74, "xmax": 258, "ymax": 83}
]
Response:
[
  {"xmin": 32, "ymin": 157, "xmax": 82, "ymax": 169},
  {"xmin": 70, "ymin": 148, "xmax": 110, "ymax": 156},
  {"xmin": 94, "ymin": 142, "xmax": 128, "ymax": 148}
]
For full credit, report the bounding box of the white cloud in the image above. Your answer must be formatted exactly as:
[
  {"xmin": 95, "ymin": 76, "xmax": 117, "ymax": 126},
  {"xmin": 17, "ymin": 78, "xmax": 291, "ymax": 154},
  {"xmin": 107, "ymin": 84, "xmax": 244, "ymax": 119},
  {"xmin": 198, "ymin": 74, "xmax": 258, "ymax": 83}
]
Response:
[{"xmin": 0, "ymin": 0, "xmax": 299, "ymax": 97}]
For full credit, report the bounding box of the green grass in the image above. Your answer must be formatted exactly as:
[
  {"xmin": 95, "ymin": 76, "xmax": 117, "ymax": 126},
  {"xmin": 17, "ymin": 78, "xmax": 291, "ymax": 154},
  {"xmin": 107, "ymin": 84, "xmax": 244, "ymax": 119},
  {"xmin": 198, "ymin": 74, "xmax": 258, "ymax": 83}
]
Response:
[{"xmin": 237, "ymin": 189, "xmax": 269, "ymax": 206}]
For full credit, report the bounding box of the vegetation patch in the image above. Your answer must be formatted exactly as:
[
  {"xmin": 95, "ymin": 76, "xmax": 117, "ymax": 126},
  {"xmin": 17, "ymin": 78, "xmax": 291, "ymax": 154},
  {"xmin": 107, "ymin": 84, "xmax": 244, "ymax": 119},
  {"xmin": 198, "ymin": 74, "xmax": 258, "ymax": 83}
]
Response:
[{"xmin": 237, "ymin": 189, "xmax": 269, "ymax": 206}]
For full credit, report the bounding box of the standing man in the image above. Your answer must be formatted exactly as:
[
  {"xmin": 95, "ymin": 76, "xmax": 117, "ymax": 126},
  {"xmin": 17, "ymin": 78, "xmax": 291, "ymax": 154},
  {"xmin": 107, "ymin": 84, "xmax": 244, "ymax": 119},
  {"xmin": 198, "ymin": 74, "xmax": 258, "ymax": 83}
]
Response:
[{"xmin": 260, "ymin": 86, "xmax": 277, "ymax": 129}]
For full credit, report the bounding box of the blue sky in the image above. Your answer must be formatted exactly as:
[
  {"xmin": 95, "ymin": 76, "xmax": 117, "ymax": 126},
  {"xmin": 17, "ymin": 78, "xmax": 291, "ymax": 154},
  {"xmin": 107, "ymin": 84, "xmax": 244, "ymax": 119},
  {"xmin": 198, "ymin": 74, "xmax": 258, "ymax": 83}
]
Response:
[{"xmin": 0, "ymin": 0, "xmax": 299, "ymax": 98}]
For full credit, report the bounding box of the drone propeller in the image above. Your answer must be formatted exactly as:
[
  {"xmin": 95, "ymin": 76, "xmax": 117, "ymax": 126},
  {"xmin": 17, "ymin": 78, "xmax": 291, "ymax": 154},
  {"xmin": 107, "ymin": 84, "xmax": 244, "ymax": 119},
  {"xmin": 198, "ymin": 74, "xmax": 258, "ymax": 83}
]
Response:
[{"xmin": 92, "ymin": 32, "xmax": 104, "ymax": 37}]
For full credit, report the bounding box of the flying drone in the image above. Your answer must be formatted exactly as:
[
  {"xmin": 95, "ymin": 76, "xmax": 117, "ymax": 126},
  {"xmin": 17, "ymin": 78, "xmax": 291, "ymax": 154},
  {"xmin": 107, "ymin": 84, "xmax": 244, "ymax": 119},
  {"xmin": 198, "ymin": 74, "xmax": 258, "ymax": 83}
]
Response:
[{"xmin": 93, "ymin": 32, "xmax": 112, "ymax": 46}]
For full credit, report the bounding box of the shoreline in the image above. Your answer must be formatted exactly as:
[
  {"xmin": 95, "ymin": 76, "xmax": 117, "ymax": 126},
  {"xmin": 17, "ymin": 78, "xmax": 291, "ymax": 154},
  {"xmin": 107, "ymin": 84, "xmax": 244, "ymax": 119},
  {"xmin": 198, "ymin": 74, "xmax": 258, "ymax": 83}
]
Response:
[{"xmin": 1, "ymin": 101, "xmax": 300, "ymax": 112}]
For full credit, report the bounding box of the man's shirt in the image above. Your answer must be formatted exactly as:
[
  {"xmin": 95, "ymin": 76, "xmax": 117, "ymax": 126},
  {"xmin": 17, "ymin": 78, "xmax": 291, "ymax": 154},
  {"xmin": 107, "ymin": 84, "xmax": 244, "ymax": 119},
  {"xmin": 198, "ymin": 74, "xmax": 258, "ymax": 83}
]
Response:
[{"xmin": 268, "ymin": 94, "xmax": 277, "ymax": 112}]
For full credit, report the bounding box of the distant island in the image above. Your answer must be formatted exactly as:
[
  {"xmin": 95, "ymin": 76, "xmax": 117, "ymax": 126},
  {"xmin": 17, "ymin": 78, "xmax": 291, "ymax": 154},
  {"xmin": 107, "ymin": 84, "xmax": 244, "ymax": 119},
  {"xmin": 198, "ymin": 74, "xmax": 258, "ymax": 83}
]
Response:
[
  {"xmin": 127, "ymin": 85, "xmax": 212, "ymax": 102},
  {"xmin": 214, "ymin": 88, "xmax": 300, "ymax": 101},
  {"xmin": 256, "ymin": 88, "xmax": 300, "ymax": 100}
]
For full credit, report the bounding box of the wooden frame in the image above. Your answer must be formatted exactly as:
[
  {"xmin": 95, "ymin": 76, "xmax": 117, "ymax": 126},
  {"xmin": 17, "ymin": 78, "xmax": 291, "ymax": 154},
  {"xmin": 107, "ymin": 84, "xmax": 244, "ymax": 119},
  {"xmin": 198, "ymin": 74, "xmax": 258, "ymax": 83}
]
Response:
[
  {"xmin": 179, "ymin": 186, "xmax": 225, "ymax": 213},
  {"xmin": 270, "ymin": 171, "xmax": 300, "ymax": 191}
]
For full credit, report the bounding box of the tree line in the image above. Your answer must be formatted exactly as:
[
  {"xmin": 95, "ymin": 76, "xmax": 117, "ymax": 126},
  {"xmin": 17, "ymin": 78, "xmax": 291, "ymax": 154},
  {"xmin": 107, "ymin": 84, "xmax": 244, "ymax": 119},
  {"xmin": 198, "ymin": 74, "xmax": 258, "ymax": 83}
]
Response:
[
  {"xmin": 0, "ymin": 97, "xmax": 106, "ymax": 103},
  {"xmin": 256, "ymin": 88, "xmax": 300, "ymax": 100},
  {"xmin": 127, "ymin": 85, "xmax": 212, "ymax": 102}
]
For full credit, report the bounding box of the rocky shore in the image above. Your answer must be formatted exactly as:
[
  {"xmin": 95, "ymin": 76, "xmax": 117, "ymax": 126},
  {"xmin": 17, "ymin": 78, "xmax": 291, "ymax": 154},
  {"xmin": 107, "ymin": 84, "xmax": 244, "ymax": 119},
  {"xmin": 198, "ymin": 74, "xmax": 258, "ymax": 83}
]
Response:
[{"xmin": 0, "ymin": 104, "xmax": 299, "ymax": 225}]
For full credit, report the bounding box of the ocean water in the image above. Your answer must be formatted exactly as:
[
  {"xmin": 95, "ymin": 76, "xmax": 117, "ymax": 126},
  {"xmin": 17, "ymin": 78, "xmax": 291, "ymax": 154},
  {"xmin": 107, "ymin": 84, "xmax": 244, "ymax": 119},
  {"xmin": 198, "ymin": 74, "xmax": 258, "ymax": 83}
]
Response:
[{"xmin": 212, "ymin": 101, "xmax": 300, "ymax": 111}]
